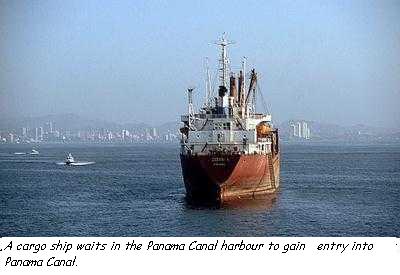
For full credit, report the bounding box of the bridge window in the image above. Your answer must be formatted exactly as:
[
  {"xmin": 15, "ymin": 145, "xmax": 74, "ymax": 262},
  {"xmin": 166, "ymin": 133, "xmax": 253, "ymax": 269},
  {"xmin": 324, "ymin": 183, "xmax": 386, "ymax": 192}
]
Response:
[
  {"xmin": 223, "ymin": 122, "xmax": 231, "ymax": 130},
  {"xmin": 213, "ymin": 123, "xmax": 222, "ymax": 130}
]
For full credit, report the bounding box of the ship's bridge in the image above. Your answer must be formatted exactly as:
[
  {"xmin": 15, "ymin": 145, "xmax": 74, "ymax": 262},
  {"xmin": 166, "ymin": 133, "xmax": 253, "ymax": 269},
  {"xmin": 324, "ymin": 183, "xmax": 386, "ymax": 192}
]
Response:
[{"xmin": 180, "ymin": 113, "xmax": 275, "ymax": 155}]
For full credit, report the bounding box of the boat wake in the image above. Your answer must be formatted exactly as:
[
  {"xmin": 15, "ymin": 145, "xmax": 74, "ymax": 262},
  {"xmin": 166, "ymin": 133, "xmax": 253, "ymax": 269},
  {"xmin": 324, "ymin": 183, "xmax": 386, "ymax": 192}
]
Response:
[
  {"xmin": 56, "ymin": 162, "xmax": 95, "ymax": 166},
  {"xmin": 14, "ymin": 149, "xmax": 39, "ymax": 155}
]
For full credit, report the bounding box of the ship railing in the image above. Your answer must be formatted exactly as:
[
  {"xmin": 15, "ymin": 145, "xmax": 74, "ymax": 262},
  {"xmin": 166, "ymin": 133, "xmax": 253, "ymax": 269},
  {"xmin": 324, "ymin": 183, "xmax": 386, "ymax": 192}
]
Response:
[
  {"xmin": 188, "ymin": 113, "xmax": 270, "ymax": 120},
  {"xmin": 195, "ymin": 114, "xmax": 228, "ymax": 119},
  {"xmin": 257, "ymin": 138, "xmax": 271, "ymax": 143},
  {"xmin": 251, "ymin": 114, "xmax": 270, "ymax": 119}
]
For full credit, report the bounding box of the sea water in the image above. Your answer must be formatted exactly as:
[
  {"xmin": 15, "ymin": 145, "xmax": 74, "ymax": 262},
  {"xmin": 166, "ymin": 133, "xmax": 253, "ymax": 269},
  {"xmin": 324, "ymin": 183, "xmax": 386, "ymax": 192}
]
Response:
[{"xmin": 0, "ymin": 143, "xmax": 399, "ymax": 236}]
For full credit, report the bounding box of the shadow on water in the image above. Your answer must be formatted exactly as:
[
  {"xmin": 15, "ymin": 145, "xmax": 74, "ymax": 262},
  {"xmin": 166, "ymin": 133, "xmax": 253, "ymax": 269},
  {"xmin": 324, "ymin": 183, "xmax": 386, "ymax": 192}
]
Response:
[{"xmin": 184, "ymin": 194, "xmax": 278, "ymax": 210}]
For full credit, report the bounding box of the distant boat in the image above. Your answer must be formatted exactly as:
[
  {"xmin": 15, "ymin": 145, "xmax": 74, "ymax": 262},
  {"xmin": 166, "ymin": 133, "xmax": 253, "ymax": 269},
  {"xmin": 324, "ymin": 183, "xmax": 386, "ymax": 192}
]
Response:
[
  {"xmin": 56, "ymin": 153, "xmax": 94, "ymax": 166},
  {"xmin": 65, "ymin": 153, "xmax": 75, "ymax": 165},
  {"xmin": 14, "ymin": 152, "xmax": 26, "ymax": 155},
  {"xmin": 30, "ymin": 149, "xmax": 39, "ymax": 155}
]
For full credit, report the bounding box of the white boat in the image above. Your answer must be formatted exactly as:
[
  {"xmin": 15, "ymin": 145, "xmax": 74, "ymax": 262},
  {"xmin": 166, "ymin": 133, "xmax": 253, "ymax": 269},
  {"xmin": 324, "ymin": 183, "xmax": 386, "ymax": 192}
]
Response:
[
  {"xmin": 30, "ymin": 149, "xmax": 39, "ymax": 155},
  {"xmin": 65, "ymin": 153, "xmax": 75, "ymax": 165},
  {"xmin": 56, "ymin": 153, "xmax": 94, "ymax": 166}
]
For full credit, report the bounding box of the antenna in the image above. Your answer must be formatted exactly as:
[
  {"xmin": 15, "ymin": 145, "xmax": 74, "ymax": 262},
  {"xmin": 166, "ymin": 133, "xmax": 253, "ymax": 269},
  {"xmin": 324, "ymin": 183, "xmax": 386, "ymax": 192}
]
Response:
[
  {"xmin": 204, "ymin": 57, "xmax": 212, "ymax": 108},
  {"xmin": 242, "ymin": 56, "xmax": 246, "ymax": 103},
  {"xmin": 214, "ymin": 33, "xmax": 234, "ymax": 88}
]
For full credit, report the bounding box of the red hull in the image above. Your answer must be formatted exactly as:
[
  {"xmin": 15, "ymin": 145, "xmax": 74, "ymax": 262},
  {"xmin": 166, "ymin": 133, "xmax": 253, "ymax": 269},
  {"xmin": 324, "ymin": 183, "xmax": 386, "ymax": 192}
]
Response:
[{"xmin": 180, "ymin": 153, "xmax": 280, "ymax": 204}]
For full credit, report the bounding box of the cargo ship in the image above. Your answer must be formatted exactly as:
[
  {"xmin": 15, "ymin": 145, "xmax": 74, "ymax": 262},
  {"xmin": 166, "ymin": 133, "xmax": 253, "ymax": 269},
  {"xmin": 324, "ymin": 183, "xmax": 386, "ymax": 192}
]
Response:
[{"xmin": 179, "ymin": 34, "xmax": 280, "ymax": 204}]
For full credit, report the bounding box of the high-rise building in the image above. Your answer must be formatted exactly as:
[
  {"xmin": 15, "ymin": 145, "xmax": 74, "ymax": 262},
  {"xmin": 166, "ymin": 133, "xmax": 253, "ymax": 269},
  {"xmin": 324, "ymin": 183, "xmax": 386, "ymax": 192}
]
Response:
[
  {"xmin": 107, "ymin": 132, "xmax": 113, "ymax": 141},
  {"xmin": 152, "ymin": 128, "xmax": 158, "ymax": 138},
  {"xmin": 54, "ymin": 130, "xmax": 60, "ymax": 138},
  {"xmin": 290, "ymin": 121, "xmax": 311, "ymax": 140},
  {"xmin": 145, "ymin": 128, "xmax": 152, "ymax": 141},
  {"xmin": 45, "ymin": 122, "xmax": 54, "ymax": 134},
  {"xmin": 39, "ymin": 127, "xmax": 44, "ymax": 140},
  {"xmin": 297, "ymin": 122, "xmax": 302, "ymax": 138},
  {"xmin": 291, "ymin": 124, "xmax": 296, "ymax": 137},
  {"xmin": 122, "ymin": 129, "xmax": 130, "ymax": 141},
  {"xmin": 302, "ymin": 122, "xmax": 308, "ymax": 139}
]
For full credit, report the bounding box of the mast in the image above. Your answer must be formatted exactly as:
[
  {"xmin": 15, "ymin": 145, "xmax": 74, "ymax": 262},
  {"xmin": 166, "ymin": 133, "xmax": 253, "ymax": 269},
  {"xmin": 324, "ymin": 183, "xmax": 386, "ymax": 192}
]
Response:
[
  {"xmin": 241, "ymin": 57, "xmax": 247, "ymax": 117},
  {"xmin": 218, "ymin": 33, "xmax": 229, "ymax": 88},
  {"xmin": 242, "ymin": 56, "xmax": 246, "ymax": 96},
  {"xmin": 245, "ymin": 69, "xmax": 257, "ymax": 115},
  {"xmin": 238, "ymin": 70, "xmax": 243, "ymax": 106},
  {"xmin": 215, "ymin": 33, "xmax": 233, "ymax": 110},
  {"xmin": 252, "ymin": 78, "xmax": 256, "ymax": 114},
  {"xmin": 204, "ymin": 57, "xmax": 212, "ymax": 108}
]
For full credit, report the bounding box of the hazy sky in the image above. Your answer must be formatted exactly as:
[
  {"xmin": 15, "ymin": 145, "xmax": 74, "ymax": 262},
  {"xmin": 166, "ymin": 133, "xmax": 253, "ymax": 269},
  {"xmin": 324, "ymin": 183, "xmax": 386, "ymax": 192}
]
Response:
[{"xmin": 1, "ymin": 0, "xmax": 399, "ymax": 127}]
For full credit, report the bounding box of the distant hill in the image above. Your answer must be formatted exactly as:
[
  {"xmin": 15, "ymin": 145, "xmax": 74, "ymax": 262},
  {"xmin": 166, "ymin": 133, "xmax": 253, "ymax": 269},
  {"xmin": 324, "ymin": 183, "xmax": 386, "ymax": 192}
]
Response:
[
  {"xmin": 157, "ymin": 121, "xmax": 181, "ymax": 134},
  {"xmin": 0, "ymin": 114, "xmax": 119, "ymax": 131},
  {"xmin": 0, "ymin": 113, "xmax": 179, "ymax": 135}
]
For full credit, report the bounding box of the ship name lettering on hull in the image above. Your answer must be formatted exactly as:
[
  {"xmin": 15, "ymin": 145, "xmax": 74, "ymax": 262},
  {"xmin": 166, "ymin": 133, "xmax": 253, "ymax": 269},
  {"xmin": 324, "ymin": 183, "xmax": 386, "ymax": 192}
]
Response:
[{"xmin": 211, "ymin": 157, "xmax": 227, "ymax": 166}]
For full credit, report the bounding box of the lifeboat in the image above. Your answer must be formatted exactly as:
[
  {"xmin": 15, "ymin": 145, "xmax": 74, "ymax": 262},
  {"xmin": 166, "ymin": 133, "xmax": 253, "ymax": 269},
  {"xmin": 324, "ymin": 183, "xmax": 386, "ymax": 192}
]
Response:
[{"xmin": 256, "ymin": 122, "xmax": 271, "ymax": 138}]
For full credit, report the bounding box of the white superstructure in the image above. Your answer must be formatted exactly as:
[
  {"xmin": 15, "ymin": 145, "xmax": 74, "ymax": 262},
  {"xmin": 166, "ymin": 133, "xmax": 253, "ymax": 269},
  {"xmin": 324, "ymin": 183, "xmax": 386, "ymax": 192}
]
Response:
[{"xmin": 180, "ymin": 34, "xmax": 277, "ymax": 157}]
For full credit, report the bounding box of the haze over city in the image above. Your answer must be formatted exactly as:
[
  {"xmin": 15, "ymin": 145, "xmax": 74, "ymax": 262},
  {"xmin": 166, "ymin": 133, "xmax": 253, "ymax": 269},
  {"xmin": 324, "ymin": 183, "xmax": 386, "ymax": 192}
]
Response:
[{"xmin": 1, "ymin": 0, "xmax": 399, "ymax": 128}]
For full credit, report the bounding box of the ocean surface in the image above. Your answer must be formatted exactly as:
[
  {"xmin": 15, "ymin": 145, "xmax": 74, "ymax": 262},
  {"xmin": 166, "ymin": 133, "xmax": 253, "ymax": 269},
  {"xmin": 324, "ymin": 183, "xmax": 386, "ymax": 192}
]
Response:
[{"xmin": 0, "ymin": 143, "xmax": 399, "ymax": 236}]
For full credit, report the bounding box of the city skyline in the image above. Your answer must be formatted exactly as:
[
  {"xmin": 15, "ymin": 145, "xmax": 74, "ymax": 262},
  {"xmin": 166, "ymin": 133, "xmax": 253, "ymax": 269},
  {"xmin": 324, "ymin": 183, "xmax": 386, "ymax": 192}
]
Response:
[
  {"xmin": 1, "ymin": 113, "xmax": 399, "ymax": 145},
  {"xmin": 0, "ymin": 118, "xmax": 179, "ymax": 144}
]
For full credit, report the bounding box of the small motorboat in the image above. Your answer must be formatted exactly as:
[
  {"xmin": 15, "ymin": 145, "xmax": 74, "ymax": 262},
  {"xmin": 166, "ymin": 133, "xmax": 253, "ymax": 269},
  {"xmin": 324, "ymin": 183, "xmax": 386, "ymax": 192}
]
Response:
[
  {"xmin": 30, "ymin": 149, "xmax": 39, "ymax": 155},
  {"xmin": 56, "ymin": 153, "xmax": 94, "ymax": 166},
  {"xmin": 65, "ymin": 153, "xmax": 75, "ymax": 165}
]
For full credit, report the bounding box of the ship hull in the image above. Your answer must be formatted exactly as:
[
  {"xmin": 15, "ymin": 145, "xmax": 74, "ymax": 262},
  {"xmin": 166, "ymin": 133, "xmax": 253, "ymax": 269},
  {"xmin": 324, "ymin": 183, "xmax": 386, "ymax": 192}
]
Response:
[{"xmin": 180, "ymin": 153, "xmax": 280, "ymax": 204}]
